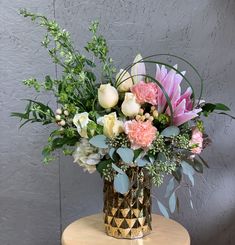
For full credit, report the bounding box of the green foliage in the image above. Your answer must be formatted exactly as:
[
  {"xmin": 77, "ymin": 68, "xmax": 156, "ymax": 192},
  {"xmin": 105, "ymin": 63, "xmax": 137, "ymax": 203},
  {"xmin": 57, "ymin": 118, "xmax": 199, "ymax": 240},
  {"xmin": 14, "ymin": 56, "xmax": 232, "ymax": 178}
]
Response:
[
  {"xmin": 172, "ymin": 134, "xmax": 190, "ymax": 150},
  {"xmin": 11, "ymin": 99, "xmax": 55, "ymax": 127},
  {"xmin": 146, "ymin": 161, "xmax": 176, "ymax": 186},
  {"xmin": 201, "ymin": 102, "xmax": 231, "ymax": 117},
  {"xmin": 96, "ymin": 159, "xmax": 113, "ymax": 181},
  {"xmin": 148, "ymin": 135, "xmax": 167, "ymax": 156},
  {"xmin": 85, "ymin": 21, "xmax": 116, "ymax": 81},
  {"xmin": 14, "ymin": 9, "xmax": 118, "ymax": 161},
  {"xmin": 18, "ymin": 9, "xmax": 116, "ymax": 116},
  {"xmin": 23, "ymin": 78, "xmax": 41, "ymax": 92}
]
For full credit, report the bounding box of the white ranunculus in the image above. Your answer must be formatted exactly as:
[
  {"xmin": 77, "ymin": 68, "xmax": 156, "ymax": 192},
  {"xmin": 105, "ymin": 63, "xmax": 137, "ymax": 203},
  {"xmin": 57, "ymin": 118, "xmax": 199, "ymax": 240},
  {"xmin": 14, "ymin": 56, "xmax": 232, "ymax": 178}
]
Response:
[
  {"xmin": 116, "ymin": 69, "xmax": 133, "ymax": 92},
  {"xmin": 97, "ymin": 112, "xmax": 124, "ymax": 138},
  {"xmin": 121, "ymin": 92, "xmax": 141, "ymax": 117},
  {"xmin": 98, "ymin": 83, "xmax": 119, "ymax": 109},
  {"xmin": 73, "ymin": 112, "xmax": 90, "ymax": 138},
  {"xmin": 72, "ymin": 138, "xmax": 106, "ymax": 173}
]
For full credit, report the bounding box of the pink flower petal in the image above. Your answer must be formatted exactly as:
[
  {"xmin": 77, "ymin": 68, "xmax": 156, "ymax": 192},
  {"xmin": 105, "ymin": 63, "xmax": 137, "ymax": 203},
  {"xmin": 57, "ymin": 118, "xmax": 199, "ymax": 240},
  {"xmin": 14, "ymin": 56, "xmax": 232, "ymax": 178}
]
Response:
[{"xmin": 173, "ymin": 108, "xmax": 202, "ymax": 126}]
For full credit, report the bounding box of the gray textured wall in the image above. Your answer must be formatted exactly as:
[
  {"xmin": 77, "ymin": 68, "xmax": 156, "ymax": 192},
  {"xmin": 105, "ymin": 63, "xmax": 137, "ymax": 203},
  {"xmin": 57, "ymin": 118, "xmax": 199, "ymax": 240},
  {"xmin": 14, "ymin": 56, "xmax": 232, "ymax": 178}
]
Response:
[{"xmin": 1, "ymin": 0, "xmax": 235, "ymax": 244}]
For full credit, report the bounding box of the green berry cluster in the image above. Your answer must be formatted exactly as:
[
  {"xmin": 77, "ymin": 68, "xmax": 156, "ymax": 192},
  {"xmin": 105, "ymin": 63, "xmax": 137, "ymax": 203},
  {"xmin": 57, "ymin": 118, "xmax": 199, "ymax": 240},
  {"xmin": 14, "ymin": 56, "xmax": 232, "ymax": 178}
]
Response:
[
  {"xmin": 146, "ymin": 161, "xmax": 176, "ymax": 186},
  {"xmin": 102, "ymin": 163, "xmax": 113, "ymax": 182},
  {"xmin": 172, "ymin": 135, "xmax": 190, "ymax": 150},
  {"xmin": 107, "ymin": 133, "xmax": 130, "ymax": 148},
  {"xmin": 148, "ymin": 135, "xmax": 168, "ymax": 155}
]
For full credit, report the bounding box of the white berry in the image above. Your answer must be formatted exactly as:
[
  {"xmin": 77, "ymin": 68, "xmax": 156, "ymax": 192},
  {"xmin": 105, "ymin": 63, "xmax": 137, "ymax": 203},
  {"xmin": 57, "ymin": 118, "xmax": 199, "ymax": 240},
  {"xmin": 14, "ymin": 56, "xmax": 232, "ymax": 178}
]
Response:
[
  {"xmin": 56, "ymin": 108, "xmax": 62, "ymax": 115},
  {"xmin": 60, "ymin": 120, "xmax": 66, "ymax": 126},
  {"xmin": 64, "ymin": 110, "xmax": 69, "ymax": 116},
  {"xmin": 55, "ymin": 115, "xmax": 61, "ymax": 121}
]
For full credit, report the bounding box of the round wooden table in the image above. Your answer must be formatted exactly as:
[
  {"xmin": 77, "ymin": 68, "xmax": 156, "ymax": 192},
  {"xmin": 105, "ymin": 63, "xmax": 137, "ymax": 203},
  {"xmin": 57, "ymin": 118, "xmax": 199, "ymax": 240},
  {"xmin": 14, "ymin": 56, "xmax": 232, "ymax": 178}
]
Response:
[{"xmin": 61, "ymin": 213, "xmax": 190, "ymax": 245}]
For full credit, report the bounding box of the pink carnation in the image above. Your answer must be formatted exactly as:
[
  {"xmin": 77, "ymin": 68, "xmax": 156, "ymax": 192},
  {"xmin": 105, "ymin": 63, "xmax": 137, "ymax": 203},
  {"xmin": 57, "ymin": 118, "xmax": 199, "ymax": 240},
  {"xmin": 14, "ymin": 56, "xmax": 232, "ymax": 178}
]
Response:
[
  {"xmin": 124, "ymin": 120, "xmax": 157, "ymax": 149},
  {"xmin": 131, "ymin": 81, "xmax": 158, "ymax": 105},
  {"xmin": 190, "ymin": 127, "xmax": 203, "ymax": 154}
]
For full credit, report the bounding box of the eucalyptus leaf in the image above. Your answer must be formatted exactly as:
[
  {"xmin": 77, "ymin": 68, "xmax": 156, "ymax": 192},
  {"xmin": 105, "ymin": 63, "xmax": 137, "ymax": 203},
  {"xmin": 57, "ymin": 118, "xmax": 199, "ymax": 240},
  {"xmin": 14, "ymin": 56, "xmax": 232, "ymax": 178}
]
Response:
[
  {"xmin": 117, "ymin": 147, "xmax": 134, "ymax": 164},
  {"xmin": 169, "ymin": 192, "xmax": 176, "ymax": 213},
  {"xmin": 190, "ymin": 199, "xmax": 194, "ymax": 209},
  {"xmin": 161, "ymin": 126, "xmax": 180, "ymax": 137},
  {"xmin": 193, "ymin": 158, "xmax": 203, "ymax": 173},
  {"xmin": 135, "ymin": 158, "xmax": 150, "ymax": 167},
  {"xmin": 181, "ymin": 161, "xmax": 195, "ymax": 186},
  {"xmin": 165, "ymin": 177, "xmax": 175, "ymax": 198},
  {"xmin": 157, "ymin": 200, "xmax": 169, "ymax": 218},
  {"xmin": 114, "ymin": 173, "xmax": 130, "ymax": 194},
  {"xmin": 172, "ymin": 166, "xmax": 182, "ymax": 183},
  {"xmin": 109, "ymin": 148, "xmax": 115, "ymax": 159},
  {"xmin": 157, "ymin": 152, "xmax": 167, "ymax": 162},
  {"xmin": 89, "ymin": 135, "xmax": 108, "ymax": 148},
  {"xmin": 112, "ymin": 163, "xmax": 125, "ymax": 175},
  {"xmin": 197, "ymin": 155, "xmax": 209, "ymax": 168}
]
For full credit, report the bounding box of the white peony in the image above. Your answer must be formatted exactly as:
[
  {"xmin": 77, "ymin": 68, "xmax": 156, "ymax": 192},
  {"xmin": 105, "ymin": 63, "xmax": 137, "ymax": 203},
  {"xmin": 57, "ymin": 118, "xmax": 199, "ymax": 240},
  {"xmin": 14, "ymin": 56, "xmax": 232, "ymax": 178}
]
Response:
[
  {"xmin": 116, "ymin": 69, "xmax": 133, "ymax": 92},
  {"xmin": 73, "ymin": 112, "xmax": 90, "ymax": 138},
  {"xmin": 98, "ymin": 83, "xmax": 119, "ymax": 109},
  {"xmin": 72, "ymin": 138, "xmax": 106, "ymax": 173},
  {"xmin": 121, "ymin": 92, "xmax": 141, "ymax": 117}
]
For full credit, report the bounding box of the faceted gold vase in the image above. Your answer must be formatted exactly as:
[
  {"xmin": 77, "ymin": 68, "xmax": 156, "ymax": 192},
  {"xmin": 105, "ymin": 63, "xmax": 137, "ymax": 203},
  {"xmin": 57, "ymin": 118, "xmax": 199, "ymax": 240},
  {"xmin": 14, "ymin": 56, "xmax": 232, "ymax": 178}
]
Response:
[{"xmin": 103, "ymin": 167, "xmax": 152, "ymax": 239}]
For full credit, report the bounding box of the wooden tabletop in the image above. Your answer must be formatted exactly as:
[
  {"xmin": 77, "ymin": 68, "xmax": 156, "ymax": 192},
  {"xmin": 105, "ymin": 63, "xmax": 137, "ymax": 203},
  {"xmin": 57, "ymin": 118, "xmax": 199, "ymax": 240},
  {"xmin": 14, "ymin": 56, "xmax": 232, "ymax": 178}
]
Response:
[{"xmin": 61, "ymin": 213, "xmax": 190, "ymax": 245}]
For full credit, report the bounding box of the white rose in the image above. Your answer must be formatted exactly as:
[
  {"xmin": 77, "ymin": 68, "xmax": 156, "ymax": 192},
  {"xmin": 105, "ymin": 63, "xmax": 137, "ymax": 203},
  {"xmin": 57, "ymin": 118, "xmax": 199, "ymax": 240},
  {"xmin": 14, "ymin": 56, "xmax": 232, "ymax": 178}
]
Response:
[
  {"xmin": 98, "ymin": 83, "xmax": 119, "ymax": 109},
  {"xmin": 116, "ymin": 69, "xmax": 133, "ymax": 92},
  {"xmin": 73, "ymin": 112, "xmax": 90, "ymax": 138},
  {"xmin": 97, "ymin": 112, "xmax": 124, "ymax": 138},
  {"xmin": 121, "ymin": 92, "xmax": 141, "ymax": 117}
]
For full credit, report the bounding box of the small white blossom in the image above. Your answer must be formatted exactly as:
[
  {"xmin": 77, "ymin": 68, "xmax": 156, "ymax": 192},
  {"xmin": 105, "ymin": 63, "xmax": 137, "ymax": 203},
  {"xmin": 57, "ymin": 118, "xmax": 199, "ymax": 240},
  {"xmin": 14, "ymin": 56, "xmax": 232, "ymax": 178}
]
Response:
[
  {"xmin": 73, "ymin": 112, "xmax": 90, "ymax": 138},
  {"xmin": 72, "ymin": 138, "xmax": 106, "ymax": 173}
]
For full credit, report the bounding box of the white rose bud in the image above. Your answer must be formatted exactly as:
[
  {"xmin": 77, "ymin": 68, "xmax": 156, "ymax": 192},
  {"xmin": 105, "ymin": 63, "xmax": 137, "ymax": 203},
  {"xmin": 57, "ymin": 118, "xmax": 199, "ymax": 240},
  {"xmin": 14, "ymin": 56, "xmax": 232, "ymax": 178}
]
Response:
[
  {"xmin": 116, "ymin": 69, "xmax": 133, "ymax": 92},
  {"xmin": 98, "ymin": 83, "xmax": 119, "ymax": 109},
  {"xmin": 121, "ymin": 93, "xmax": 141, "ymax": 117}
]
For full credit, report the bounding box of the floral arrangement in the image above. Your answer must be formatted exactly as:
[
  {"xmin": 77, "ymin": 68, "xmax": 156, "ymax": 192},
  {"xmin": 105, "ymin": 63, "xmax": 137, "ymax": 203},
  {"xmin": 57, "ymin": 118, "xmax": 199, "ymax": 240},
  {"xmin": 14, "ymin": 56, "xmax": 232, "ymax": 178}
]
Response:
[{"xmin": 13, "ymin": 9, "xmax": 234, "ymax": 218}]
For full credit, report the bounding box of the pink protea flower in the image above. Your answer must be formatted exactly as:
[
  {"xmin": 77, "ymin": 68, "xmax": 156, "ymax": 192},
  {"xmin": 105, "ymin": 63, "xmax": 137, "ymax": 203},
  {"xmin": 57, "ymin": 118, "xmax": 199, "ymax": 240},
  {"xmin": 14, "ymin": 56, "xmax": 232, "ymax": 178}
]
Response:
[
  {"xmin": 131, "ymin": 81, "xmax": 158, "ymax": 105},
  {"xmin": 190, "ymin": 127, "xmax": 203, "ymax": 154},
  {"xmin": 155, "ymin": 64, "xmax": 202, "ymax": 126},
  {"xmin": 124, "ymin": 120, "xmax": 157, "ymax": 149}
]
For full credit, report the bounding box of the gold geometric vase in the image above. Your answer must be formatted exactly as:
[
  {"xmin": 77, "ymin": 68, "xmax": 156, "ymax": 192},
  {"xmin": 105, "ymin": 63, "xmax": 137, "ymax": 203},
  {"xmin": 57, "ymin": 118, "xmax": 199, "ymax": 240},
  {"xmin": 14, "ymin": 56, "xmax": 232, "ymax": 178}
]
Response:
[{"xmin": 103, "ymin": 167, "xmax": 152, "ymax": 239}]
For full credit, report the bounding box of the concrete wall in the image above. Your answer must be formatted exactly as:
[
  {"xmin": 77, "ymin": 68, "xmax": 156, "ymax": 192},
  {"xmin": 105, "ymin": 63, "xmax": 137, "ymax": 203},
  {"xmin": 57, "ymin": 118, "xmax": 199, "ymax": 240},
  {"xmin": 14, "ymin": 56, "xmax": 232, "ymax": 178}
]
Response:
[{"xmin": 1, "ymin": 0, "xmax": 235, "ymax": 244}]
